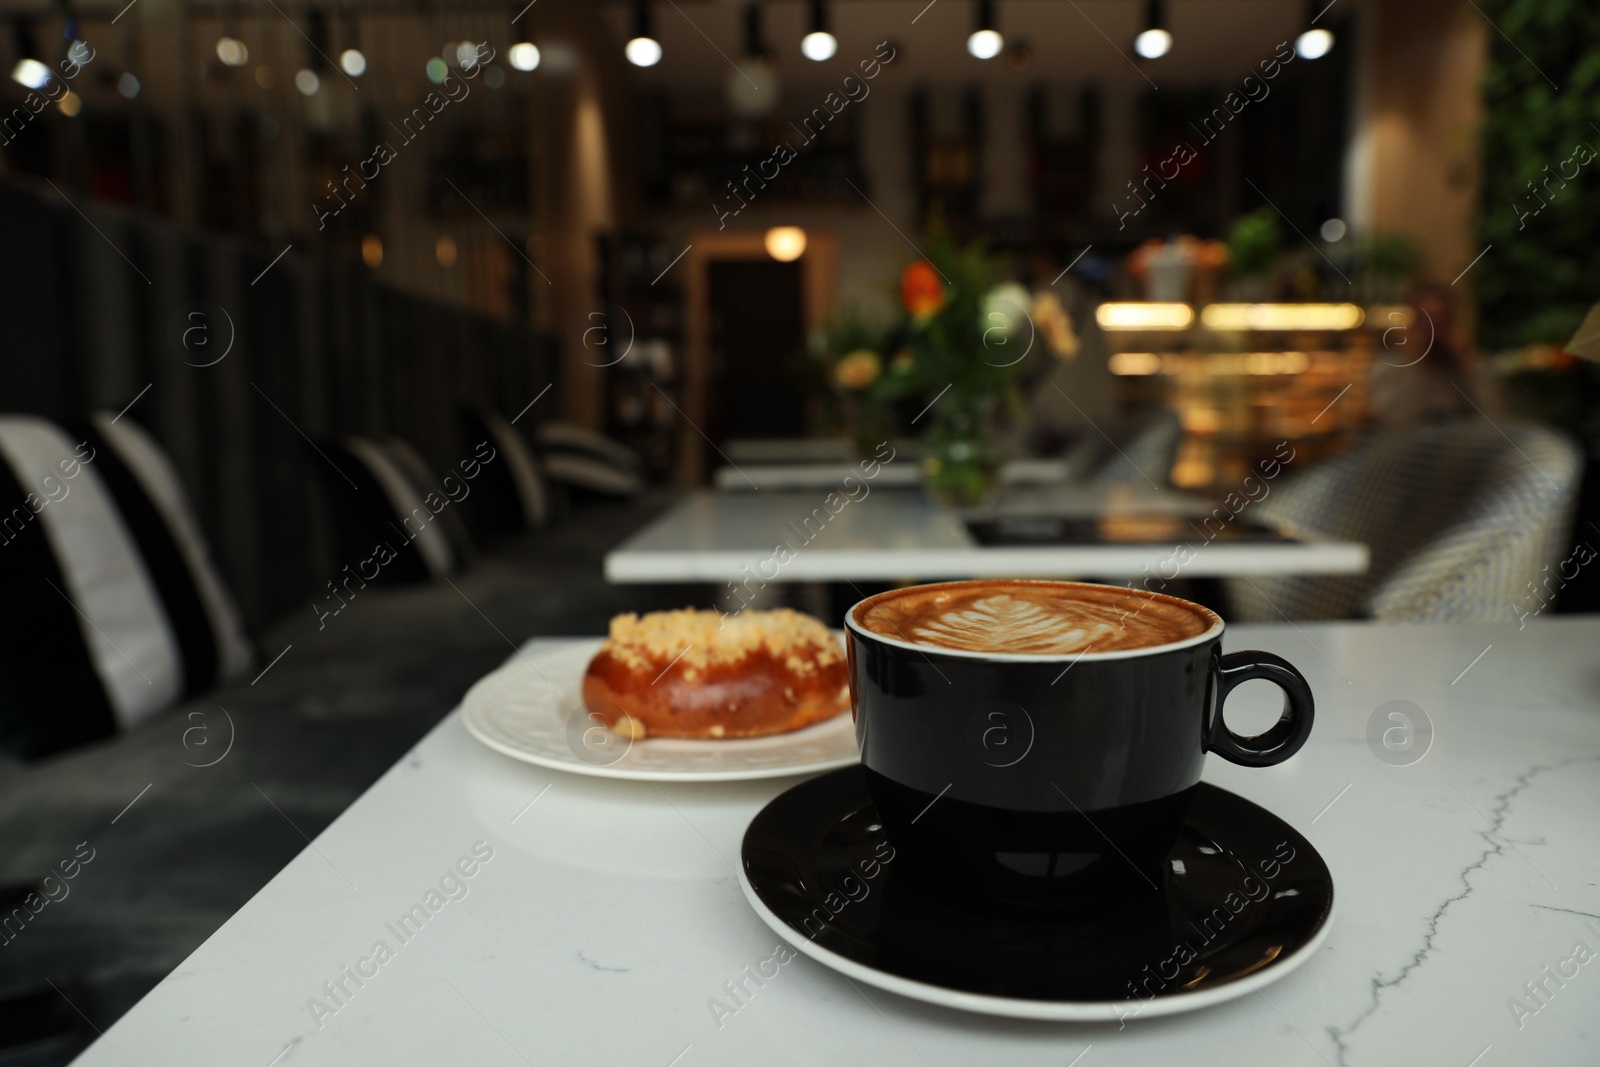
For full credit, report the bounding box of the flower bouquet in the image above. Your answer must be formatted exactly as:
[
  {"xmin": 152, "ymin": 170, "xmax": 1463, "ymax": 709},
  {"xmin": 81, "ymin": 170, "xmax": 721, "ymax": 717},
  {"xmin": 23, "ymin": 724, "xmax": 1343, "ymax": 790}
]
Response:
[
  {"xmin": 894, "ymin": 232, "xmax": 1077, "ymax": 506},
  {"xmin": 813, "ymin": 232, "xmax": 1080, "ymax": 505}
]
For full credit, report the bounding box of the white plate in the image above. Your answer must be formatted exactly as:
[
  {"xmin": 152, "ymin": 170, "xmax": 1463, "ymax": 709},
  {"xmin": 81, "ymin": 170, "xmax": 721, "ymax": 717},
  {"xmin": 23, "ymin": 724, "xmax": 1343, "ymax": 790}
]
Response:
[{"xmin": 460, "ymin": 640, "xmax": 860, "ymax": 782}]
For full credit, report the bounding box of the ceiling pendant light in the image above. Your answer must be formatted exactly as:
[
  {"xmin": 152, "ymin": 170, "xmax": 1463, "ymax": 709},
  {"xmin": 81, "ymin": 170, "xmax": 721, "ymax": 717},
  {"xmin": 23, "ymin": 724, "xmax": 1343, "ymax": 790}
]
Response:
[
  {"xmin": 626, "ymin": 0, "xmax": 662, "ymax": 67},
  {"xmin": 11, "ymin": 57, "xmax": 50, "ymax": 89},
  {"xmin": 216, "ymin": 37, "xmax": 249, "ymax": 67},
  {"xmin": 966, "ymin": 0, "xmax": 1001, "ymax": 60},
  {"xmin": 1133, "ymin": 0, "xmax": 1172, "ymax": 59},
  {"xmin": 10, "ymin": 20, "xmax": 49, "ymax": 89},
  {"xmin": 297, "ymin": 9, "xmax": 327, "ymax": 93},
  {"xmin": 765, "ymin": 227, "xmax": 807, "ymax": 262},
  {"xmin": 1295, "ymin": 0, "xmax": 1334, "ymax": 59},
  {"xmin": 743, "ymin": 2, "xmax": 775, "ymax": 68},
  {"xmin": 801, "ymin": 0, "xmax": 836, "ymax": 61},
  {"xmin": 510, "ymin": 5, "xmax": 541, "ymax": 71},
  {"xmin": 338, "ymin": 13, "xmax": 365, "ymax": 77},
  {"xmin": 509, "ymin": 41, "xmax": 541, "ymax": 70}
]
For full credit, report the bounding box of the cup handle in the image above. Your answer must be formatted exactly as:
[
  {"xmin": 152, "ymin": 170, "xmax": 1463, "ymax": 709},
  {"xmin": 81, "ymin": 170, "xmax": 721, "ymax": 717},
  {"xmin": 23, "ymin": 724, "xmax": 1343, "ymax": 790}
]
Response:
[{"xmin": 1208, "ymin": 650, "xmax": 1315, "ymax": 767}]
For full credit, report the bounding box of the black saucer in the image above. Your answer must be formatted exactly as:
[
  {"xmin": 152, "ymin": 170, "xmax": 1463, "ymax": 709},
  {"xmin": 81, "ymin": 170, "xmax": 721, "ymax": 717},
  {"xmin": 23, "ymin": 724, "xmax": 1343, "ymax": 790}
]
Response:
[{"xmin": 739, "ymin": 767, "xmax": 1334, "ymax": 1020}]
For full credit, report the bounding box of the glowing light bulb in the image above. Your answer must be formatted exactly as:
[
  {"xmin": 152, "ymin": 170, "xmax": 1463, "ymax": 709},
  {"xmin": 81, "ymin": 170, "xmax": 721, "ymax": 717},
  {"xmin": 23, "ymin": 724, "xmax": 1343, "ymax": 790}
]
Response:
[
  {"xmin": 626, "ymin": 36, "xmax": 662, "ymax": 67},
  {"xmin": 1134, "ymin": 27, "xmax": 1172, "ymax": 59},
  {"xmin": 1296, "ymin": 27, "xmax": 1334, "ymax": 59},
  {"xmin": 216, "ymin": 37, "xmax": 249, "ymax": 67},
  {"xmin": 509, "ymin": 42, "xmax": 541, "ymax": 71},
  {"xmin": 801, "ymin": 30, "xmax": 837, "ymax": 61},
  {"xmin": 967, "ymin": 28, "xmax": 1002, "ymax": 60},
  {"xmin": 765, "ymin": 227, "xmax": 807, "ymax": 262},
  {"xmin": 12, "ymin": 58, "xmax": 51, "ymax": 89}
]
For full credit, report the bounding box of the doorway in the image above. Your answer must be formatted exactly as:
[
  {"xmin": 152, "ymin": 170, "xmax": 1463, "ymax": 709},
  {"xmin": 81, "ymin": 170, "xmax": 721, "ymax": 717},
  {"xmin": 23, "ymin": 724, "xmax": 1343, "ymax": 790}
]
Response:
[
  {"xmin": 677, "ymin": 229, "xmax": 838, "ymax": 484},
  {"xmin": 707, "ymin": 258, "xmax": 808, "ymax": 444}
]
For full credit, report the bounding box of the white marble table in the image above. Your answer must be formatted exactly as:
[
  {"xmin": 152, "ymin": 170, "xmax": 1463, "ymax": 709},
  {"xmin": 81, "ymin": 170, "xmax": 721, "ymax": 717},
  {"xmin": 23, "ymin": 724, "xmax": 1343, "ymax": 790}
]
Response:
[
  {"xmin": 605, "ymin": 485, "xmax": 1368, "ymax": 583},
  {"xmin": 77, "ymin": 619, "xmax": 1600, "ymax": 1066},
  {"xmin": 723, "ymin": 437, "xmax": 860, "ymax": 464},
  {"xmin": 712, "ymin": 458, "xmax": 1075, "ymax": 491}
]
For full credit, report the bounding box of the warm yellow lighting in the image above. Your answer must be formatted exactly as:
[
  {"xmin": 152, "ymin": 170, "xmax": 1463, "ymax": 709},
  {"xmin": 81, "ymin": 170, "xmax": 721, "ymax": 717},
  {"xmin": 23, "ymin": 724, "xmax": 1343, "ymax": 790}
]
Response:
[
  {"xmin": 765, "ymin": 226, "xmax": 807, "ymax": 262},
  {"xmin": 436, "ymin": 235, "xmax": 457, "ymax": 268},
  {"xmin": 1110, "ymin": 350, "xmax": 1310, "ymax": 377},
  {"xmin": 1200, "ymin": 303, "xmax": 1365, "ymax": 331},
  {"xmin": 1109, "ymin": 351, "xmax": 1163, "ymax": 376},
  {"xmin": 56, "ymin": 90, "xmax": 82, "ymax": 117},
  {"xmin": 362, "ymin": 234, "xmax": 383, "ymax": 268},
  {"xmin": 1096, "ymin": 303, "xmax": 1194, "ymax": 331},
  {"xmin": 1367, "ymin": 305, "xmax": 1413, "ymax": 327},
  {"xmin": 1171, "ymin": 457, "xmax": 1214, "ymax": 489},
  {"xmin": 1236, "ymin": 350, "xmax": 1311, "ymax": 375}
]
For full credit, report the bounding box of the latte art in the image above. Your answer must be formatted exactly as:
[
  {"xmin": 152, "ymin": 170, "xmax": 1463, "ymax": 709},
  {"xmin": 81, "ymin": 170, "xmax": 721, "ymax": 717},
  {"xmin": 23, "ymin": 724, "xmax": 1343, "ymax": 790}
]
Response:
[
  {"xmin": 853, "ymin": 580, "xmax": 1216, "ymax": 656},
  {"xmin": 909, "ymin": 595, "xmax": 1126, "ymax": 655}
]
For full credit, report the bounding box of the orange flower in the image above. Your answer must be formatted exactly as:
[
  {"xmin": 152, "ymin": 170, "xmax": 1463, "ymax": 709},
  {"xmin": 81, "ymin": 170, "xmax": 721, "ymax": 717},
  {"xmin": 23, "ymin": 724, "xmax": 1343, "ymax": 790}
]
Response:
[
  {"xmin": 900, "ymin": 261, "xmax": 945, "ymax": 319},
  {"xmin": 834, "ymin": 349, "xmax": 882, "ymax": 390}
]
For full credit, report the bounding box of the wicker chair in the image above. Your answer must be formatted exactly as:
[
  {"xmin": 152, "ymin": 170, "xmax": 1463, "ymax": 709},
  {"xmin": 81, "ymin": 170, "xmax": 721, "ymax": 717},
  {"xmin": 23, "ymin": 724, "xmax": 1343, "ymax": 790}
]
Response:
[
  {"xmin": 1223, "ymin": 419, "xmax": 1583, "ymax": 622},
  {"xmin": 1088, "ymin": 410, "xmax": 1185, "ymax": 487}
]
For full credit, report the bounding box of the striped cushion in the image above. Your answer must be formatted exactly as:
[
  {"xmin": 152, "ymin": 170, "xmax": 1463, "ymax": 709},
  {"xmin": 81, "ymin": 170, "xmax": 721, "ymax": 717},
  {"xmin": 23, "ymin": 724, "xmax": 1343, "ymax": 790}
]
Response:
[
  {"xmin": 0, "ymin": 414, "xmax": 254, "ymax": 758},
  {"xmin": 318, "ymin": 437, "xmax": 464, "ymax": 583},
  {"xmin": 461, "ymin": 407, "xmax": 551, "ymax": 534},
  {"xmin": 535, "ymin": 421, "xmax": 645, "ymax": 497},
  {"xmin": 378, "ymin": 436, "xmax": 475, "ymax": 569}
]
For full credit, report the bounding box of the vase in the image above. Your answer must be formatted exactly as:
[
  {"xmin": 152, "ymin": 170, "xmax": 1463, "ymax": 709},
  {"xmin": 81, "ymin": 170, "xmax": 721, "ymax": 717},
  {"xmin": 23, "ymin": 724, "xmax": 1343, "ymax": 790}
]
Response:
[
  {"xmin": 921, "ymin": 399, "xmax": 1005, "ymax": 507},
  {"xmin": 849, "ymin": 397, "xmax": 894, "ymax": 461}
]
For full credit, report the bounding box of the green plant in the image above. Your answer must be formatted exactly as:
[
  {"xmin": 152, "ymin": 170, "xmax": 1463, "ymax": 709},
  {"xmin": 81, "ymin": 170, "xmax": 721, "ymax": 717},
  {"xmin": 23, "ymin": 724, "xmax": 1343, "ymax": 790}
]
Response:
[
  {"xmin": 897, "ymin": 231, "xmax": 1020, "ymax": 402},
  {"xmin": 806, "ymin": 306, "xmax": 898, "ymax": 454},
  {"xmin": 1475, "ymin": 0, "xmax": 1600, "ymax": 350},
  {"xmin": 893, "ymin": 229, "xmax": 1031, "ymax": 504},
  {"xmin": 1360, "ymin": 232, "xmax": 1420, "ymax": 279},
  {"xmin": 1226, "ymin": 207, "xmax": 1282, "ymax": 278}
]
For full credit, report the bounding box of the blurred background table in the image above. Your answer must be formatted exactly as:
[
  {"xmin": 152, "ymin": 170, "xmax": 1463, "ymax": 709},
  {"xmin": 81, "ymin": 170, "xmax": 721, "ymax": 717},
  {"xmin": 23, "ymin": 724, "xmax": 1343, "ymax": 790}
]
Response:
[
  {"xmin": 605, "ymin": 484, "xmax": 1368, "ymax": 584},
  {"xmin": 712, "ymin": 458, "xmax": 1077, "ymax": 491}
]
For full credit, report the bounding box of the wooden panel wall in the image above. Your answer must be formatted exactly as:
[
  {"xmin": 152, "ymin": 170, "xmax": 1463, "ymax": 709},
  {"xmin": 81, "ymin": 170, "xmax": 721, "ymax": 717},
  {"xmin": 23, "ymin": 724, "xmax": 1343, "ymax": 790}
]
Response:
[{"xmin": 0, "ymin": 176, "xmax": 557, "ymax": 629}]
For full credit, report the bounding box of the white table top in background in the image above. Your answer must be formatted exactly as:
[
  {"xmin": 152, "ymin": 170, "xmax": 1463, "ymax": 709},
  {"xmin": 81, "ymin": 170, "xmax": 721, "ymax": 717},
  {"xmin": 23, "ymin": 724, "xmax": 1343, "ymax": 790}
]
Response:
[
  {"xmin": 722, "ymin": 438, "xmax": 861, "ymax": 464},
  {"xmin": 605, "ymin": 485, "xmax": 1368, "ymax": 583},
  {"xmin": 712, "ymin": 459, "xmax": 1075, "ymax": 490},
  {"xmin": 77, "ymin": 618, "xmax": 1600, "ymax": 1066}
]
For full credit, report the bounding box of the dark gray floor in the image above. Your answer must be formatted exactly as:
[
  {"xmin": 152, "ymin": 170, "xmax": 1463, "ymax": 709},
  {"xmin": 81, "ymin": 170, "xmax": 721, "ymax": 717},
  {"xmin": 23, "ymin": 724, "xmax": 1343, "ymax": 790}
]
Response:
[{"xmin": 0, "ymin": 494, "xmax": 706, "ymax": 1064}]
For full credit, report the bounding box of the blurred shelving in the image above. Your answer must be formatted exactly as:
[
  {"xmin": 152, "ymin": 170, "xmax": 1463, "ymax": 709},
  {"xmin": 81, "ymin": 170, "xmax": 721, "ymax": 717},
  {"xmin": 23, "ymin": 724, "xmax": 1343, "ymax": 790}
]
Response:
[{"xmin": 1100, "ymin": 302, "xmax": 1405, "ymax": 491}]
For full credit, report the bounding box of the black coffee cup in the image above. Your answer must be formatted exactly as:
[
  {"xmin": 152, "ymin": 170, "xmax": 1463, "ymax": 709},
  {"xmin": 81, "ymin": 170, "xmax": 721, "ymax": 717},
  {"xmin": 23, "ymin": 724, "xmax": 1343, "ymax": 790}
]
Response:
[{"xmin": 844, "ymin": 579, "xmax": 1313, "ymax": 910}]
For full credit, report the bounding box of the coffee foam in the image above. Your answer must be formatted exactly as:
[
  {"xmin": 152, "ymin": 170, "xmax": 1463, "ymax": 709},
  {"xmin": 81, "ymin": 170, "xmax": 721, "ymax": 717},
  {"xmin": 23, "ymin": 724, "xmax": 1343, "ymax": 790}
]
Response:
[{"xmin": 852, "ymin": 581, "xmax": 1216, "ymax": 656}]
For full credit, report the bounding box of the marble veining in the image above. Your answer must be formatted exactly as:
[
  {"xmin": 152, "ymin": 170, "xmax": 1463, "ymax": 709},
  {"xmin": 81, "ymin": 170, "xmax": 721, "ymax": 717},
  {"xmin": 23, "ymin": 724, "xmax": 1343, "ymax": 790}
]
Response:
[
  {"xmin": 65, "ymin": 621, "xmax": 1600, "ymax": 1066},
  {"xmin": 1326, "ymin": 754, "xmax": 1600, "ymax": 1065},
  {"xmin": 577, "ymin": 950, "xmax": 630, "ymax": 973}
]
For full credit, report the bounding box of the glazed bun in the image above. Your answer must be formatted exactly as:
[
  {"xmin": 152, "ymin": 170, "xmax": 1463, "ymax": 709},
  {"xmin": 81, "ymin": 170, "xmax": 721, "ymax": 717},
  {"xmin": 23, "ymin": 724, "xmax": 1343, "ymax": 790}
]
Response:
[{"xmin": 582, "ymin": 608, "xmax": 849, "ymax": 740}]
